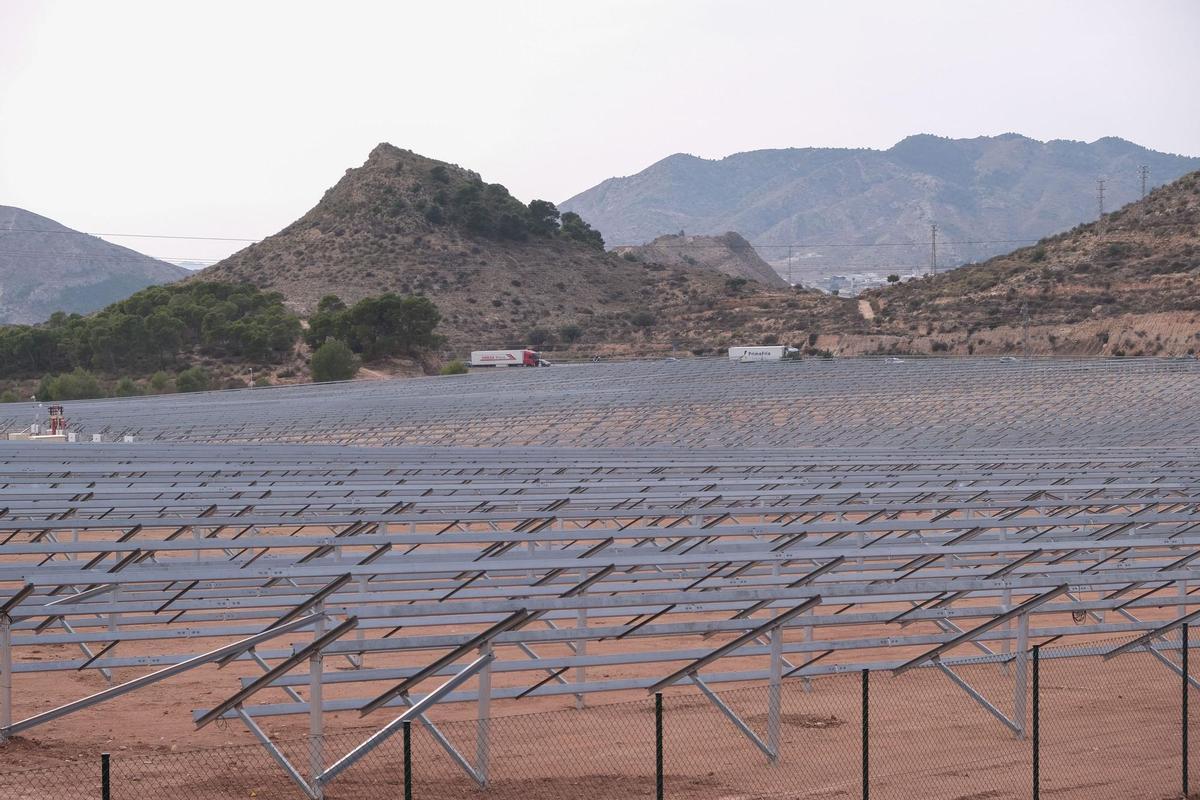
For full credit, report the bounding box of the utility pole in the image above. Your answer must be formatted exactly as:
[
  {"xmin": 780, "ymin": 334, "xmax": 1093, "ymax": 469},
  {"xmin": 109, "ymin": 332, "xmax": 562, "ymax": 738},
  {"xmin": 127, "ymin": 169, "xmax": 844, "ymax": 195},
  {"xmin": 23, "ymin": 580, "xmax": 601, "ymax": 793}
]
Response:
[
  {"xmin": 788, "ymin": 245, "xmax": 794, "ymax": 286},
  {"xmin": 930, "ymin": 223, "xmax": 938, "ymax": 276},
  {"xmin": 1139, "ymin": 165, "xmax": 1149, "ymax": 199},
  {"xmin": 1096, "ymin": 178, "xmax": 1106, "ymax": 218},
  {"xmin": 1022, "ymin": 303, "xmax": 1031, "ymax": 359}
]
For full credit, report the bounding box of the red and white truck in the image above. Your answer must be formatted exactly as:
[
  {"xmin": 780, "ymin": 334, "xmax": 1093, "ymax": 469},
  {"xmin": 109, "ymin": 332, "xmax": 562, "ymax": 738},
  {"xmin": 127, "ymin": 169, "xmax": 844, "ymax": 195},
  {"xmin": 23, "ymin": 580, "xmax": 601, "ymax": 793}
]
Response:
[{"xmin": 469, "ymin": 349, "xmax": 550, "ymax": 367}]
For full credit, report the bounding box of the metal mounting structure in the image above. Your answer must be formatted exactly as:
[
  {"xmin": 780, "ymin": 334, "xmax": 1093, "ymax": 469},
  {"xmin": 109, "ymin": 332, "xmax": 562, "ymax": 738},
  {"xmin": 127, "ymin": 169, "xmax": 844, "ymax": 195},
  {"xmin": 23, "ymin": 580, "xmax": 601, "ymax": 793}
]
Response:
[{"xmin": 0, "ymin": 356, "xmax": 1197, "ymax": 795}]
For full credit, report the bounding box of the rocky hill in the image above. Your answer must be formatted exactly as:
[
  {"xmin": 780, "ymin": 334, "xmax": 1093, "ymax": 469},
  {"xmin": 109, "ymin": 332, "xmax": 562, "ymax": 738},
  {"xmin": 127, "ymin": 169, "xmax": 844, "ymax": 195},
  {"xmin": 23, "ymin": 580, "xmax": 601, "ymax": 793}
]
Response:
[
  {"xmin": 201, "ymin": 144, "xmax": 853, "ymax": 352},
  {"xmin": 0, "ymin": 206, "xmax": 187, "ymax": 324},
  {"xmin": 561, "ymin": 134, "xmax": 1200, "ymax": 284},
  {"xmin": 849, "ymin": 170, "xmax": 1200, "ymax": 356},
  {"xmin": 614, "ymin": 232, "xmax": 788, "ymax": 288}
]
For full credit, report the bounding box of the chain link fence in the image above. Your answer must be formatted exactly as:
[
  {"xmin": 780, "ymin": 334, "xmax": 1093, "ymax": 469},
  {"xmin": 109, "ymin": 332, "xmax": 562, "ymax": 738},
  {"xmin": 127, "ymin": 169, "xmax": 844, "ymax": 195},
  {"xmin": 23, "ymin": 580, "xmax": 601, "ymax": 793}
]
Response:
[{"xmin": 0, "ymin": 635, "xmax": 1195, "ymax": 799}]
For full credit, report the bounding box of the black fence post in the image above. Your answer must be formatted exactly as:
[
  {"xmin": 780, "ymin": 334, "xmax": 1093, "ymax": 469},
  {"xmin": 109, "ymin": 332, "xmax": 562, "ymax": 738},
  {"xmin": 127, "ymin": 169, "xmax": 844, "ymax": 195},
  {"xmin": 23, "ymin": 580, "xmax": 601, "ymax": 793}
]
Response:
[
  {"xmin": 404, "ymin": 719, "xmax": 412, "ymax": 800},
  {"xmin": 1032, "ymin": 644, "xmax": 1040, "ymax": 800},
  {"xmin": 655, "ymin": 692, "xmax": 664, "ymax": 800},
  {"xmin": 1184, "ymin": 623, "xmax": 1190, "ymax": 800},
  {"xmin": 100, "ymin": 752, "xmax": 110, "ymax": 800},
  {"xmin": 861, "ymin": 668, "xmax": 869, "ymax": 800}
]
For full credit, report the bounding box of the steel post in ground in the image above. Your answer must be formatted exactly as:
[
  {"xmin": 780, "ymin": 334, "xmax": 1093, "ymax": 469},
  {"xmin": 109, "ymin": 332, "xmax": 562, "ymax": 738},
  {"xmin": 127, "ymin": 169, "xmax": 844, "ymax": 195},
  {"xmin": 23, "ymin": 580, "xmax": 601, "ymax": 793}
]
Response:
[
  {"xmin": 477, "ymin": 642, "xmax": 493, "ymax": 787},
  {"xmin": 768, "ymin": 620, "xmax": 783, "ymax": 762},
  {"xmin": 0, "ymin": 615, "xmax": 11, "ymax": 739},
  {"xmin": 1184, "ymin": 623, "xmax": 1190, "ymax": 799},
  {"xmin": 576, "ymin": 579, "xmax": 588, "ymax": 710},
  {"xmin": 861, "ymin": 669, "xmax": 869, "ymax": 800},
  {"xmin": 1032, "ymin": 645, "xmax": 1040, "ymax": 800},
  {"xmin": 656, "ymin": 692, "xmax": 664, "ymax": 800},
  {"xmin": 310, "ymin": 606, "xmax": 325, "ymax": 798},
  {"xmin": 1001, "ymin": 527, "xmax": 1012, "ymax": 661},
  {"xmin": 404, "ymin": 719, "xmax": 412, "ymax": 800},
  {"xmin": 1014, "ymin": 613, "xmax": 1029, "ymax": 739},
  {"xmin": 101, "ymin": 752, "xmax": 110, "ymax": 800}
]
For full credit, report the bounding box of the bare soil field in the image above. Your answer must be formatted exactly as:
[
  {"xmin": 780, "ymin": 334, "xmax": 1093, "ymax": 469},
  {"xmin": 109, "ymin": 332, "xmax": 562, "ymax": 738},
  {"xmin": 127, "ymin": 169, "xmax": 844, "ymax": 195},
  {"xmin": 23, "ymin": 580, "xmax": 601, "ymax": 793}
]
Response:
[{"xmin": 0, "ymin": 613, "xmax": 1193, "ymax": 800}]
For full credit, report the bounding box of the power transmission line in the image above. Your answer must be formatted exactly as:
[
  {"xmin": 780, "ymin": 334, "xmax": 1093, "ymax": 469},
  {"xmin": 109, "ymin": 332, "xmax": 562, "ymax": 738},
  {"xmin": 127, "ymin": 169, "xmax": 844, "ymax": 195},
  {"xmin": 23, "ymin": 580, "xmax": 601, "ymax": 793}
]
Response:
[
  {"xmin": 1021, "ymin": 303, "xmax": 1031, "ymax": 358},
  {"xmin": 930, "ymin": 223, "xmax": 938, "ymax": 276},
  {"xmin": 1139, "ymin": 165, "xmax": 1150, "ymax": 199},
  {"xmin": 0, "ymin": 228, "xmax": 261, "ymax": 243},
  {"xmin": 612, "ymin": 239, "xmax": 1045, "ymax": 248},
  {"xmin": 0, "ymin": 226, "xmax": 1046, "ymax": 250},
  {"xmin": 0, "ymin": 249, "xmax": 220, "ymax": 263}
]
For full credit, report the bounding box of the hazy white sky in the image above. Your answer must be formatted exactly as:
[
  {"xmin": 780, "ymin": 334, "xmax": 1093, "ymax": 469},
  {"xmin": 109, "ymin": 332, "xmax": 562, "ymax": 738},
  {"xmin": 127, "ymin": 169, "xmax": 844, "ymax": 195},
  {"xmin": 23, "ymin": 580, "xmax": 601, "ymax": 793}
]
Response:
[{"xmin": 1, "ymin": 0, "xmax": 1197, "ymax": 263}]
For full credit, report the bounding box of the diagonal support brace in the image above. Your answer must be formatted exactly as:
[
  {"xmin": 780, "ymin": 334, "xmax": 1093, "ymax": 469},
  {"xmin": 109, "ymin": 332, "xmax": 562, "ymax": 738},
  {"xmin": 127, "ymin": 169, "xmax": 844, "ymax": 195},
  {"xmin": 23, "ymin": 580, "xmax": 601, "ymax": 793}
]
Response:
[
  {"xmin": 934, "ymin": 660, "xmax": 1021, "ymax": 735},
  {"xmin": 317, "ymin": 651, "xmax": 495, "ymax": 788},
  {"xmin": 691, "ymin": 672, "xmax": 775, "ymax": 761}
]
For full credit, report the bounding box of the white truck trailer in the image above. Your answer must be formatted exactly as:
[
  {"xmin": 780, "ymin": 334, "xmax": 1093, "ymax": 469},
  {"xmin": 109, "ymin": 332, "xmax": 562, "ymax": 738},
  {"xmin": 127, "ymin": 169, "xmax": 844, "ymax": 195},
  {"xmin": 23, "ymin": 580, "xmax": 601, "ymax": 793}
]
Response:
[
  {"xmin": 728, "ymin": 345, "xmax": 798, "ymax": 362},
  {"xmin": 469, "ymin": 349, "xmax": 549, "ymax": 367}
]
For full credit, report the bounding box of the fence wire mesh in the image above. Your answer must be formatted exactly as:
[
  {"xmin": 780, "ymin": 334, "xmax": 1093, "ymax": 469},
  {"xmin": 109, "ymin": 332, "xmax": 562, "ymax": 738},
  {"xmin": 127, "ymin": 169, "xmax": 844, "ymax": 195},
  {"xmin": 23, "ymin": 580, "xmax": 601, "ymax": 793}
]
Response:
[
  {"xmin": 0, "ymin": 757, "xmax": 99, "ymax": 800},
  {"xmin": 661, "ymin": 679, "xmax": 860, "ymax": 799},
  {"xmin": 1189, "ymin": 630, "xmax": 1199, "ymax": 798},
  {"xmin": 109, "ymin": 739, "xmax": 303, "ymax": 799},
  {"xmin": 0, "ymin": 643, "xmax": 1196, "ymax": 800},
  {"xmin": 871, "ymin": 658, "xmax": 1031, "ymax": 800},
  {"xmin": 1042, "ymin": 646, "xmax": 1178, "ymax": 799}
]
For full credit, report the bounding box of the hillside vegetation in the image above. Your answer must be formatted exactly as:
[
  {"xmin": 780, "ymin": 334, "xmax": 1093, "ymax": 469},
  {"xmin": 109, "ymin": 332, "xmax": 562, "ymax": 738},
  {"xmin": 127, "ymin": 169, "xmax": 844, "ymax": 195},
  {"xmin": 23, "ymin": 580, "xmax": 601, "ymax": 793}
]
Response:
[
  {"xmin": 199, "ymin": 143, "xmax": 852, "ymax": 351},
  {"xmin": 0, "ymin": 282, "xmax": 450, "ymax": 401},
  {"xmin": 0, "ymin": 282, "xmax": 300, "ymax": 380},
  {"xmin": 867, "ymin": 172, "xmax": 1200, "ymax": 325},
  {"xmin": 840, "ymin": 171, "xmax": 1200, "ymax": 356}
]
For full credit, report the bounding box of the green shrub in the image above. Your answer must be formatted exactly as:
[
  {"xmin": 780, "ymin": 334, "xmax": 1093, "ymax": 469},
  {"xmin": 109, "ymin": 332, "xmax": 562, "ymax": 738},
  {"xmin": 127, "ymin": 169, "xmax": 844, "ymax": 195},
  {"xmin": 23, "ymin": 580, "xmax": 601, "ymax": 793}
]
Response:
[
  {"xmin": 114, "ymin": 377, "xmax": 141, "ymax": 397},
  {"xmin": 558, "ymin": 324, "xmax": 583, "ymax": 345},
  {"xmin": 148, "ymin": 371, "xmax": 173, "ymax": 394},
  {"xmin": 724, "ymin": 277, "xmax": 749, "ymax": 294},
  {"xmin": 304, "ymin": 293, "xmax": 441, "ymax": 361},
  {"xmin": 526, "ymin": 328, "xmax": 552, "ymax": 347},
  {"xmin": 175, "ymin": 366, "xmax": 211, "ymax": 393},
  {"xmin": 560, "ymin": 212, "xmax": 604, "ymax": 250},
  {"xmin": 527, "ymin": 200, "xmax": 560, "ymax": 236},
  {"xmin": 0, "ymin": 390, "xmax": 17, "ymax": 403},
  {"xmin": 36, "ymin": 368, "xmax": 104, "ymax": 400},
  {"xmin": 439, "ymin": 360, "xmax": 468, "ymax": 376},
  {"xmin": 310, "ymin": 340, "xmax": 359, "ymax": 382}
]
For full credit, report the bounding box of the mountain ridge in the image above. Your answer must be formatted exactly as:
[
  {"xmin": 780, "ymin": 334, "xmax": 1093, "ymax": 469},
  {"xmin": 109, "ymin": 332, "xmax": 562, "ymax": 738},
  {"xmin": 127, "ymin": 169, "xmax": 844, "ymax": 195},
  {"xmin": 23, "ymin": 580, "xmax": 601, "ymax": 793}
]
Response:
[
  {"xmin": 614, "ymin": 232, "xmax": 789, "ymax": 288},
  {"xmin": 864, "ymin": 168, "xmax": 1200, "ymax": 338},
  {"xmin": 0, "ymin": 206, "xmax": 187, "ymax": 324},
  {"xmin": 199, "ymin": 143, "xmax": 847, "ymax": 351},
  {"xmin": 560, "ymin": 134, "xmax": 1200, "ymax": 284}
]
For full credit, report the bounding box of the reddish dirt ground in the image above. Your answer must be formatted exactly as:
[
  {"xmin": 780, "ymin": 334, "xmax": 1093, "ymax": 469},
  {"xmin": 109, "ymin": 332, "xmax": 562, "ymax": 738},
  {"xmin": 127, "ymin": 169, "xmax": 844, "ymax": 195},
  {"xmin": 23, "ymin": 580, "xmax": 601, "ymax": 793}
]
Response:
[{"xmin": 0, "ymin": 614, "xmax": 1194, "ymax": 799}]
